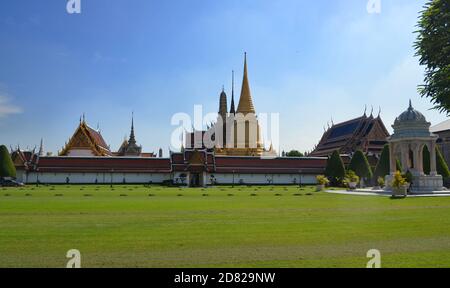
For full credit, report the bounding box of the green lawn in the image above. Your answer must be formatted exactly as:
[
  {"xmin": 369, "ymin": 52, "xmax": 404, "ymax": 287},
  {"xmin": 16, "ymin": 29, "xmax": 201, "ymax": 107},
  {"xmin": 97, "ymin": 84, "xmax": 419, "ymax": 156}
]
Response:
[{"xmin": 1, "ymin": 185, "xmax": 450, "ymax": 268}]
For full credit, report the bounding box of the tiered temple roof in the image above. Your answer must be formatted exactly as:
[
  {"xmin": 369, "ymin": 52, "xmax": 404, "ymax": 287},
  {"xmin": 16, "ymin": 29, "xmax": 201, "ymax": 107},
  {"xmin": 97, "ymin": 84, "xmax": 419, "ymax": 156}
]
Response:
[
  {"xmin": 310, "ymin": 112, "xmax": 390, "ymax": 157},
  {"xmin": 59, "ymin": 118, "xmax": 112, "ymax": 157}
]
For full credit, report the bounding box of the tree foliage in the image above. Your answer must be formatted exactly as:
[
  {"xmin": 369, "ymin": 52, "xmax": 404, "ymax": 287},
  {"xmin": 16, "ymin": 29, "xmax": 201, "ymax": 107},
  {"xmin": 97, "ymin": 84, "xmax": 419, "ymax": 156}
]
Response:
[
  {"xmin": 423, "ymin": 145, "xmax": 450, "ymax": 177},
  {"xmin": 324, "ymin": 150, "xmax": 346, "ymax": 186},
  {"xmin": 414, "ymin": 0, "xmax": 450, "ymax": 114},
  {"xmin": 349, "ymin": 150, "xmax": 373, "ymax": 180},
  {"xmin": 374, "ymin": 145, "xmax": 390, "ymax": 180},
  {"xmin": 374, "ymin": 145, "xmax": 403, "ymax": 180},
  {"xmin": 437, "ymin": 147, "xmax": 450, "ymax": 178},
  {"xmin": 0, "ymin": 145, "xmax": 16, "ymax": 179},
  {"xmin": 285, "ymin": 150, "xmax": 304, "ymax": 157}
]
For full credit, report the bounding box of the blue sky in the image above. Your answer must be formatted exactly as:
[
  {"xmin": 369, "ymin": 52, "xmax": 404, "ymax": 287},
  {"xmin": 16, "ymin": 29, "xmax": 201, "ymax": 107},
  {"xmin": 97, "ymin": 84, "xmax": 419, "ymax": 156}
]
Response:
[{"xmin": 0, "ymin": 0, "xmax": 448, "ymax": 155}]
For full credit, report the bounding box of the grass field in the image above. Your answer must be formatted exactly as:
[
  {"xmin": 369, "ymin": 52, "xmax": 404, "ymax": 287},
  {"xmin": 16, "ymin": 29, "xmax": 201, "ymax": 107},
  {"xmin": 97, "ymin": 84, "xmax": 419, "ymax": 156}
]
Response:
[{"xmin": 1, "ymin": 184, "xmax": 450, "ymax": 268}]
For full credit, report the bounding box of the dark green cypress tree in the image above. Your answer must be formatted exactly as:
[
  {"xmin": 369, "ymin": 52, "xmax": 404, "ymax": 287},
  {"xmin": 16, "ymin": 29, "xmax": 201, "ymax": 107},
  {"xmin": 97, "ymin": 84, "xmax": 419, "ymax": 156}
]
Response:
[
  {"xmin": 0, "ymin": 145, "xmax": 16, "ymax": 179},
  {"xmin": 325, "ymin": 150, "xmax": 346, "ymax": 186},
  {"xmin": 422, "ymin": 145, "xmax": 449, "ymax": 177},
  {"xmin": 349, "ymin": 150, "xmax": 373, "ymax": 180},
  {"xmin": 437, "ymin": 147, "xmax": 450, "ymax": 178},
  {"xmin": 374, "ymin": 145, "xmax": 390, "ymax": 180}
]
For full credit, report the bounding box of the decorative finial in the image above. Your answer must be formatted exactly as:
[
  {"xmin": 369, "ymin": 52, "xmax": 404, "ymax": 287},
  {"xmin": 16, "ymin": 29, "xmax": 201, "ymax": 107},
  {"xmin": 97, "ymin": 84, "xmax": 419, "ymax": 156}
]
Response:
[
  {"xmin": 378, "ymin": 106, "xmax": 382, "ymax": 117},
  {"xmin": 370, "ymin": 105, "xmax": 374, "ymax": 116},
  {"xmin": 82, "ymin": 113, "xmax": 86, "ymax": 123},
  {"xmin": 409, "ymin": 99, "xmax": 413, "ymax": 109},
  {"xmin": 236, "ymin": 52, "xmax": 256, "ymax": 114},
  {"xmin": 38, "ymin": 138, "xmax": 44, "ymax": 156},
  {"xmin": 129, "ymin": 112, "xmax": 136, "ymax": 144},
  {"xmin": 230, "ymin": 70, "xmax": 236, "ymax": 115},
  {"xmin": 364, "ymin": 105, "xmax": 367, "ymax": 116}
]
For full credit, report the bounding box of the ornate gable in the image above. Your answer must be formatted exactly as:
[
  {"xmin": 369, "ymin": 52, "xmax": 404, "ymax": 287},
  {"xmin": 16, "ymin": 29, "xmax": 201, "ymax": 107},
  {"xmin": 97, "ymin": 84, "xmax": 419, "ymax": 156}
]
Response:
[{"xmin": 60, "ymin": 121, "xmax": 111, "ymax": 157}]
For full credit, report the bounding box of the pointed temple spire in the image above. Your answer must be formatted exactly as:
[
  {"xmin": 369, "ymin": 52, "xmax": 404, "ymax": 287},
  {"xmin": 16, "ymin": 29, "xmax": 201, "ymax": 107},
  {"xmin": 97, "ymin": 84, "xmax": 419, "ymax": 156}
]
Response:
[
  {"xmin": 219, "ymin": 86, "xmax": 228, "ymax": 122},
  {"xmin": 129, "ymin": 112, "xmax": 136, "ymax": 145},
  {"xmin": 237, "ymin": 53, "xmax": 256, "ymax": 115},
  {"xmin": 230, "ymin": 70, "xmax": 236, "ymax": 115},
  {"xmin": 38, "ymin": 138, "xmax": 44, "ymax": 156},
  {"xmin": 409, "ymin": 99, "xmax": 413, "ymax": 110}
]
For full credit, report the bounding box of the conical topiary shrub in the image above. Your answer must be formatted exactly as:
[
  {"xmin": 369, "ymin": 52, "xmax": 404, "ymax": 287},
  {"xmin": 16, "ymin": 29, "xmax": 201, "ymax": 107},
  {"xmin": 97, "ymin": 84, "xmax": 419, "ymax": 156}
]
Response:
[
  {"xmin": 349, "ymin": 150, "xmax": 373, "ymax": 180},
  {"xmin": 0, "ymin": 145, "xmax": 16, "ymax": 179},
  {"xmin": 325, "ymin": 150, "xmax": 346, "ymax": 186},
  {"xmin": 374, "ymin": 145, "xmax": 390, "ymax": 180}
]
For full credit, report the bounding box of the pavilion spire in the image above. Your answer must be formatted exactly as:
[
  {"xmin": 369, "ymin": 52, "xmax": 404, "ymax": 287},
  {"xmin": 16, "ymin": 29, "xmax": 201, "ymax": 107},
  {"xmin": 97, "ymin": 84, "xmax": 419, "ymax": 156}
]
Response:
[{"xmin": 237, "ymin": 53, "xmax": 256, "ymax": 115}]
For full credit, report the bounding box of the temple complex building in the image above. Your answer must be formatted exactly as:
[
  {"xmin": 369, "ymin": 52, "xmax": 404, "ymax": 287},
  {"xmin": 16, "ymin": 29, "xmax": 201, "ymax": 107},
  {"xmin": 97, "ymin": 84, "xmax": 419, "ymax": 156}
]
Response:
[
  {"xmin": 13, "ymin": 147, "xmax": 326, "ymax": 187},
  {"xmin": 187, "ymin": 53, "xmax": 271, "ymax": 157},
  {"xmin": 11, "ymin": 54, "xmax": 335, "ymax": 186},
  {"xmin": 115, "ymin": 114, "xmax": 145, "ymax": 157},
  {"xmin": 431, "ymin": 119, "xmax": 450, "ymax": 167},
  {"xmin": 310, "ymin": 111, "xmax": 390, "ymax": 159},
  {"xmin": 59, "ymin": 116, "xmax": 112, "ymax": 157},
  {"xmin": 60, "ymin": 115, "xmax": 155, "ymax": 158}
]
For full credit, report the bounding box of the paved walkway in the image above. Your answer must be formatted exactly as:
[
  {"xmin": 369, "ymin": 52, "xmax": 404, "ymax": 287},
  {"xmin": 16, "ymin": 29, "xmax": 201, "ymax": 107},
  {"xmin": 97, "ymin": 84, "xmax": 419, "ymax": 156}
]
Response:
[{"xmin": 325, "ymin": 189, "xmax": 450, "ymax": 198}]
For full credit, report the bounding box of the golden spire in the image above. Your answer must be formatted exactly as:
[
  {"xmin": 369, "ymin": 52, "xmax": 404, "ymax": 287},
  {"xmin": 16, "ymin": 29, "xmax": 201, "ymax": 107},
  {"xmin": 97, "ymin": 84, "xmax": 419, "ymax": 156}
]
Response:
[{"xmin": 237, "ymin": 53, "xmax": 256, "ymax": 114}]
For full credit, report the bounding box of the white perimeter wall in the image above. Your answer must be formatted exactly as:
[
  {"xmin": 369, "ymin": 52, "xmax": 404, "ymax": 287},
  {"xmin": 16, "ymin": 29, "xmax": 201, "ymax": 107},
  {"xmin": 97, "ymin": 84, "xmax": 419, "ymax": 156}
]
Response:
[
  {"xmin": 210, "ymin": 173, "xmax": 317, "ymax": 185},
  {"xmin": 19, "ymin": 171, "xmax": 318, "ymax": 185},
  {"xmin": 22, "ymin": 172, "xmax": 170, "ymax": 184},
  {"xmin": 173, "ymin": 172, "xmax": 318, "ymax": 185}
]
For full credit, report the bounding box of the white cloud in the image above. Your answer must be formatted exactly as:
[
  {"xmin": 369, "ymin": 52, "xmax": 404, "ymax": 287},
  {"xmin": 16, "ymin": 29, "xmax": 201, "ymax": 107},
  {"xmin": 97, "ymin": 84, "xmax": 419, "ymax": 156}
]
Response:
[{"xmin": 0, "ymin": 90, "xmax": 22, "ymax": 118}]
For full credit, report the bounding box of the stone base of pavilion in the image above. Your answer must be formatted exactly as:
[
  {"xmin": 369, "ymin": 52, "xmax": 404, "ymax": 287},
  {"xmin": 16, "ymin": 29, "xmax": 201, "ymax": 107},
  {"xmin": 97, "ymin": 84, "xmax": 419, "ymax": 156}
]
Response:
[{"xmin": 326, "ymin": 187, "xmax": 450, "ymax": 198}]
